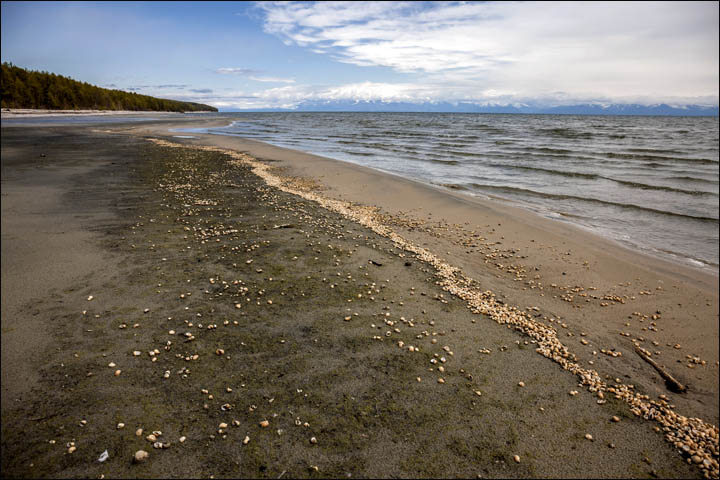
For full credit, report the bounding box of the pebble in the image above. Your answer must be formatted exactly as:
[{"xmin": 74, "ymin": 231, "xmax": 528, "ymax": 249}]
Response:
[
  {"xmin": 117, "ymin": 423, "xmax": 125, "ymax": 429},
  {"xmin": 513, "ymin": 455, "xmax": 520, "ymax": 463},
  {"xmin": 134, "ymin": 450, "xmax": 149, "ymax": 463},
  {"xmin": 179, "ymin": 436, "xmax": 186, "ymax": 443},
  {"xmin": 259, "ymin": 420, "xmax": 270, "ymax": 428},
  {"xmin": 310, "ymin": 436, "xmax": 318, "ymax": 444},
  {"xmin": 518, "ymin": 381, "xmax": 525, "ymax": 387},
  {"xmin": 68, "ymin": 446, "xmax": 76, "ymax": 454},
  {"xmin": 585, "ymin": 433, "xmax": 593, "ymax": 441},
  {"xmin": 136, "ymin": 428, "xmax": 143, "ymax": 437},
  {"xmin": 243, "ymin": 436, "xmax": 250, "ymax": 445},
  {"xmin": 611, "ymin": 416, "xmax": 620, "ymax": 423},
  {"xmin": 146, "ymin": 434, "xmax": 157, "ymax": 442}
]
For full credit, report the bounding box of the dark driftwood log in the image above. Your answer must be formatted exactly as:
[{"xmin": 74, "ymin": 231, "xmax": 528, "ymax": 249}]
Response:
[{"xmin": 634, "ymin": 345, "xmax": 687, "ymax": 393}]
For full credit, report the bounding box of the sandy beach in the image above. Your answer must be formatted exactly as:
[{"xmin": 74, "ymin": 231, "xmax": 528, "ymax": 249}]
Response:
[{"xmin": 1, "ymin": 119, "xmax": 717, "ymax": 478}]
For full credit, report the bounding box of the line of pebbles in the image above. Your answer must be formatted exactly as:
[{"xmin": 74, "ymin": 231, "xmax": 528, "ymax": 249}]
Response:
[{"xmin": 149, "ymin": 138, "xmax": 719, "ymax": 479}]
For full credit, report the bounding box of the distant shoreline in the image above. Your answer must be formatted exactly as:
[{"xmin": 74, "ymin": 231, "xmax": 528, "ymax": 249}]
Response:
[{"xmin": 1, "ymin": 108, "xmax": 216, "ymax": 118}]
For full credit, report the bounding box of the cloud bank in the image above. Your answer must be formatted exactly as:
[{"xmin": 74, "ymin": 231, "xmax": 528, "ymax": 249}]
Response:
[{"xmin": 250, "ymin": 1, "xmax": 718, "ymax": 107}]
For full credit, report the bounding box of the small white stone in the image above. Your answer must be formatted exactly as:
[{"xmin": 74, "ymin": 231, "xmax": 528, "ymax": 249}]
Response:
[{"xmin": 134, "ymin": 450, "xmax": 149, "ymax": 463}]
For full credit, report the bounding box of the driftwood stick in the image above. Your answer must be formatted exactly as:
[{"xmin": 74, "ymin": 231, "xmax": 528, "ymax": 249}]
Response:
[{"xmin": 634, "ymin": 345, "xmax": 687, "ymax": 393}]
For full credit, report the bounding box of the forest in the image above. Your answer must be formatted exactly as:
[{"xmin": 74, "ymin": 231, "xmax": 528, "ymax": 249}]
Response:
[{"xmin": 1, "ymin": 63, "xmax": 217, "ymax": 112}]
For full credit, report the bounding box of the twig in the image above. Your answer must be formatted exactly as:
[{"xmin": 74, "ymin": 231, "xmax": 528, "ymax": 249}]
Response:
[{"xmin": 634, "ymin": 345, "xmax": 687, "ymax": 393}]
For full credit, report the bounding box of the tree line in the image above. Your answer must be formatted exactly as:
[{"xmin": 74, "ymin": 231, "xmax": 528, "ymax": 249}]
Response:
[{"xmin": 1, "ymin": 63, "xmax": 217, "ymax": 112}]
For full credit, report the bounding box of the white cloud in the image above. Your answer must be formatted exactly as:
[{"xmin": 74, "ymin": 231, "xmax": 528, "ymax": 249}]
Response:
[
  {"xmin": 256, "ymin": 1, "xmax": 719, "ymax": 105},
  {"xmin": 215, "ymin": 67, "xmax": 260, "ymax": 75},
  {"xmin": 249, "ymin": 76, "xmax": 296, "ymax": 83}
]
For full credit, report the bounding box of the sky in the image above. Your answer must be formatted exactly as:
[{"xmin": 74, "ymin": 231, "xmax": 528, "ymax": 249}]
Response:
[{"xmin": 1, "ymin": 1, "xmax": 718, "ymax": 110}]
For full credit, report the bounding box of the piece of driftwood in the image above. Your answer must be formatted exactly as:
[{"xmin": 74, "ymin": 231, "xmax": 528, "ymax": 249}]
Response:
[{"xmin": 634, "ymin": 345, "xmax": 687, "ymax": 393}]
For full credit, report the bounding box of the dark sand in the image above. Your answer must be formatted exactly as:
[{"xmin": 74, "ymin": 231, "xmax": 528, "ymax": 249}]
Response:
[{"xmin": 1, "ymin": 122, "xmax": 717, "ymax": 478}]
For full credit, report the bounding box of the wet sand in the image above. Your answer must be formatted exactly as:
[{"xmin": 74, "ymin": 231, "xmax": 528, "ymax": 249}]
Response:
[{"xmin": 1, "ymin": 121, "xmax": 717, "ymax": 478}]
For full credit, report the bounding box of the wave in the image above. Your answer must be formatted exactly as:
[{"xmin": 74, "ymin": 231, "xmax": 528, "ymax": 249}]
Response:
[
  {"xmin": 671, "ymin": 176, "xmax": 720, "ymax": 185},
  {"xmin": 604, "ymin": 152, "xmax": 718, "ymax": 165},
  {"xmin": 438, "ymin": 183, "xmax": 469, "ymax": 190},
  {"xmin": 496, "ymin": 165, "xmax": 718, "ymax": 196},
  {"xmin": 469, "ymin": 184, "xmax": 719, "ymax": 223},
  {"xmin": 520, "ymin": 146, "xmax": 575, "ymax": 154},
  {"xmin": 626, "ymin": 147, "xmax": 684, "ymax": 155},
  {"xmin": 537, "ymin": 127, "xmax": 594, "ymax": 139},
  {"xmin": 429, "ymin": 159, "xmax": 461, "ymax": 166}
]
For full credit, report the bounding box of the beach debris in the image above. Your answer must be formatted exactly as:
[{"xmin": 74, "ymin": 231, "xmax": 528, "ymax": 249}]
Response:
[
  {"xmin": 98, "ymin": 450, "xmax": 109, "ymax": 462},
  {"xmin": 634, "ymin": 345, "xmax": 687, "ymax": 393},
  {"xmin": 133, "ymin": 450, "xmax": 149, "ymax": 463}
]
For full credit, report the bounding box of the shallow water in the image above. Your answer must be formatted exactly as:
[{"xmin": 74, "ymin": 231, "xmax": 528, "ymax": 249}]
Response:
[{"xmin": 179, "ymin": 112, "xmax": 719, "ymax": 271}]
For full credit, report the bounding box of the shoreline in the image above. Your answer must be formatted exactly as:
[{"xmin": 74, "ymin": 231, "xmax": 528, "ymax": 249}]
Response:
[
  {"xmin": 1, "ymin": 123, "xmax": 717, "ymax": 478},
  {"xmin": 122, "ymin": 118, "xmax": 719, "ymax": 288},
  {"xmin": 169, "ymin": 118, "xmax": 720, "ymax": 278},
  {"xmin": 1, "ymin": 109, "xmax": 216, "ymax": 118}
]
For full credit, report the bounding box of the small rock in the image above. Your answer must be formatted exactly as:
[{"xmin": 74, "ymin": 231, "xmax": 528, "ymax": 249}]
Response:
[
  {"xmin": 513, "ymin": 455, "xmax": 520, "ymax": 463},
  {"xmin": 133, "ymin": 450, "xmax": 149, "ymax": 463},
  {"xmin": 259, "ymin": 420, "xmax": 269, "ymax": 428},
  {"xmin": 243, "ymin": 436, "xmax": 250, "ymax": 445}
]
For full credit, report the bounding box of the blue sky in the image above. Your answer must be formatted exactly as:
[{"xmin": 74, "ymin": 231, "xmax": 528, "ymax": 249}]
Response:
[{"xmin": 2, "ymin": 1, "xmax": 718, "ymax": 110}]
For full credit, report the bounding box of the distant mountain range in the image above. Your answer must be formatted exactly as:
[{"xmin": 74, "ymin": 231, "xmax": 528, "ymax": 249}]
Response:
[{"xmin": 224, "ymin": 100, "xmax": 718, "ymax": 116}]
